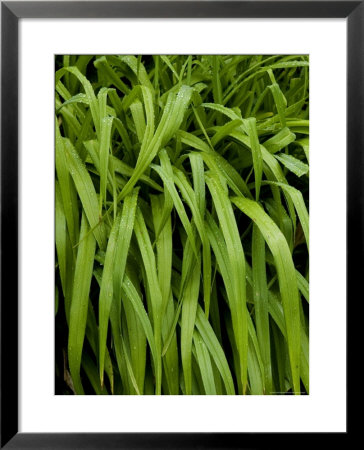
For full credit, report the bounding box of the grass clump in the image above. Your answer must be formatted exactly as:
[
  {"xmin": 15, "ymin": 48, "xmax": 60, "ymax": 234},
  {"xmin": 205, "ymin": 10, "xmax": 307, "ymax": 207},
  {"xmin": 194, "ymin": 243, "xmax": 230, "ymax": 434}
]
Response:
[{"xmin": 55, "ymin": 55, "xmax": 309, "ymax": 395}]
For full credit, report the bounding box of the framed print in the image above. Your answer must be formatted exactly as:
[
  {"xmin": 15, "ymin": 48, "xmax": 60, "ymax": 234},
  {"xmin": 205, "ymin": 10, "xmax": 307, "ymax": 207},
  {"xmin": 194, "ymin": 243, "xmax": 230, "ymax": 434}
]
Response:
[{"xmin": 1, "ymin": 1, "xmax": 356, "ymax": 448}]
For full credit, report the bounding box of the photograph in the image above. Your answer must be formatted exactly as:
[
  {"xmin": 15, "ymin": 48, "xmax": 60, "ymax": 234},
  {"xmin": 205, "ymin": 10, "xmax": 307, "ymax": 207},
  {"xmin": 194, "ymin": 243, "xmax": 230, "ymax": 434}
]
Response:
[{"xmin": 55, "ymin": 54, "xmax": 309, "ymax": 396}]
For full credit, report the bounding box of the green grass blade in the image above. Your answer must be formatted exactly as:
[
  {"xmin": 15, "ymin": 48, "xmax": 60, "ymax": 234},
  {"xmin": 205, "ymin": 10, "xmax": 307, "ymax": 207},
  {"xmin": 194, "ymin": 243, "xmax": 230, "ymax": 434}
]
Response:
[
  {"xmin": 64, "ymin": 139, "xmax": 107, "ymax": 249},
  {"xmin": 264, "ymin": 181, "xmax": 309, "ymax": 251},
  {"xmin": 121, "ymin": 273, "xmax": 159, "ymax": 389},
  {"xmin": 206, "ymin": 174, "xmax": 248, "ymax": 393},
  {"xmin": 98, "ymin": 213, "xmax": 121, "ymax": 386},
  {"xmin": 244, "ymin": 117, "xmax": 262, "ymax": 199},
  {"xmin": 55, "ymin": 120, "xmax": 79, "ymax": 248},
  {"xmin": 99, "ymin": 115, "xmax": 114, "ymax": 211},
  {"xmin": 193, "ymin": 329, "xmax": 217, "ymax": 395},
  {"xmin": 68, "ymin": 213, "xmax": 96, "ymax": 394},
  {"xmin": 195, "ymin": 306, "xmax": 235, "ymax": 395},
  {"xmin": 263, "ymin": 127, "xmax": 296, "ymax": 154},
  {"xmin": 232, "ymin": 196, "xmax": 301, "ymax": 394},
  {"xmin": 181, "ymin": 245, "xmax": 201, "ymax": 395},
  {"xmin": 134, "ymin": 207, "xmax": 163, "ymax": 394},
  {"xmin": 274, "ymin": 153, "xmax": 309, "ymax": 178},
  {"xmin": 252, "ymin": 224, "xmax": 272, "ymax": 393}
]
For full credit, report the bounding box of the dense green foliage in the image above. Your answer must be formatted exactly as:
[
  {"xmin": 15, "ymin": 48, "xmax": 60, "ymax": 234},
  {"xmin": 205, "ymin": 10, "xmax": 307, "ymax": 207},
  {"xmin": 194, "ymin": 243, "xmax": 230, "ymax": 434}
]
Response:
[{"xmin": 55, "ymin": 55, "xmax": 309, "ymax": 395}]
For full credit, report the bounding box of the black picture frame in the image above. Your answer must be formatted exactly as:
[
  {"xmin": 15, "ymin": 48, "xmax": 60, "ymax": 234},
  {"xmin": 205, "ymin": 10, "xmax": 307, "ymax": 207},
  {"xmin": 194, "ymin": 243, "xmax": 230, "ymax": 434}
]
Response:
[{"xmin": 0, "ymin": 1, "xmax": 355, "ymax": 448}]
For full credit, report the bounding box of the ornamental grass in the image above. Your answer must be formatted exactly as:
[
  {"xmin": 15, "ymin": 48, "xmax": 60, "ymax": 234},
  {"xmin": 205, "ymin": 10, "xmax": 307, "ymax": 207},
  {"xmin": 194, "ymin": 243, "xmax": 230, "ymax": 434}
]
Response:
[{"xmin": 55, "ymin": 55, "xmax": 309, "ymax": 395}]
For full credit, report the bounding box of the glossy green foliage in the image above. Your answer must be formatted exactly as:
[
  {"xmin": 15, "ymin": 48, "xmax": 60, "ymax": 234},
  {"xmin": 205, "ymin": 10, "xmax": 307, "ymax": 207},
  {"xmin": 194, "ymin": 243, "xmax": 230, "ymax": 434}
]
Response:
[{"xmin": 55, "ymin": 55, "xmax": 309, "ymax": 395}]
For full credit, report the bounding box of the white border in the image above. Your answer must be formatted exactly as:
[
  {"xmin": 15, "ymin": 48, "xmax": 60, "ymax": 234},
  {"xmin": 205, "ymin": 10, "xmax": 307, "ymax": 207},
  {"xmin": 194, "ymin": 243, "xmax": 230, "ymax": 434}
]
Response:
[{"xmin": 19, "ymin": 18, "xmax": 347, "ymax": 432}]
